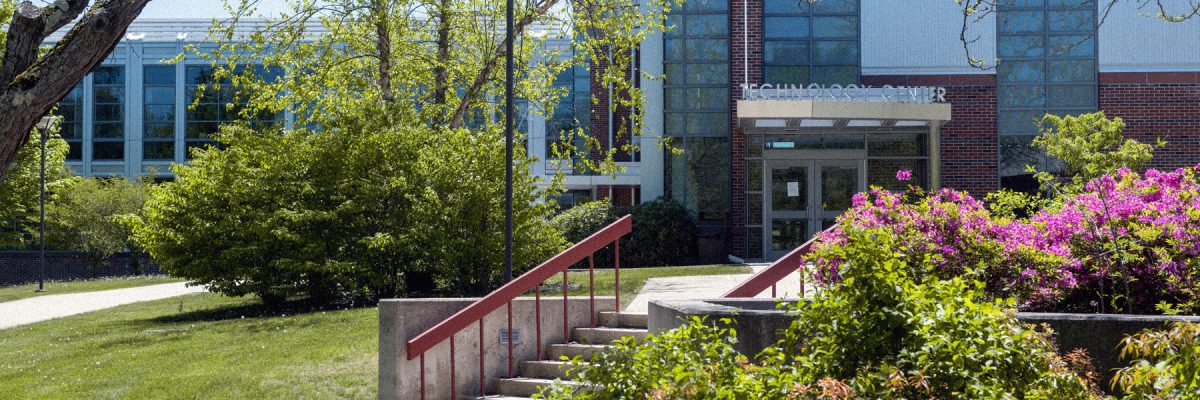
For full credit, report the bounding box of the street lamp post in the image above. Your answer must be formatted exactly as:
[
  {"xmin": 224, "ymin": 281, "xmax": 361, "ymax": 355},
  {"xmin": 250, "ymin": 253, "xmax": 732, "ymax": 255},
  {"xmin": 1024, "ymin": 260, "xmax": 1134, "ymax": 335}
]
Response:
[
  {"xmin": 35, "ymin": 116, "xmax": 58, "ymax": 293},
  {"xmin": 503, "ymin": 0, "xmax": 514, "ymax": 284}
]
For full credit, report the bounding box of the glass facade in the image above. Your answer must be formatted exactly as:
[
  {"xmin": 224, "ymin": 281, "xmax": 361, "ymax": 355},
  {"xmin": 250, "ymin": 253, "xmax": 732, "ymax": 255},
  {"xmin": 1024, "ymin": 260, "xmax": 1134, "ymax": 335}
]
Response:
[
  {"xmin": 143, "ymin": 66, "xmax": 176, "ymax": 161},
  {"xmin": 185, "ymin": 66, "xmax": 283, "ymax": 158},
  {"xmin": 664, "ymin": 0, "xmax": 730, "ymax": 221},
  {"xmin": 762, "ymin": 0, "xmax": 860, "ymax": 85},
  {"xmin": 56, "ymin": 84, "xmax": 84, "ymax": 161},
  {"xmin": 92, "ymin": 66, "xmax": 125, "ymax": 161},
  {"xmin": 997, "ymin": 0, "xmax": 1098, "ymax": 191},
  {"xmin": 546, "ymin": 64, "xmax": 590, "ymax": 170}
]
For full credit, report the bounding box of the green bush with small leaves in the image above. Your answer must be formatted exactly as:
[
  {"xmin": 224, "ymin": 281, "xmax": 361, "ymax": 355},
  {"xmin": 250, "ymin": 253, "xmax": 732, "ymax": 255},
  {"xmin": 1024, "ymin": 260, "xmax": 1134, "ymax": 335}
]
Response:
[{"xmin": 1114, "ymin": 322, "xmax": 1200, "ymax": 399}]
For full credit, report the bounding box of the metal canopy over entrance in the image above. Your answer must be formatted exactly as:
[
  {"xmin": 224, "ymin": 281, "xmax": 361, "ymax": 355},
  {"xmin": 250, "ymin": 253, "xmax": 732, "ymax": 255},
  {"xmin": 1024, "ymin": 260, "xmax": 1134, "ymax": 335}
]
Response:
[{"xmin": 737, "ymin": 98, "xmax": 951, "ymax": 261}]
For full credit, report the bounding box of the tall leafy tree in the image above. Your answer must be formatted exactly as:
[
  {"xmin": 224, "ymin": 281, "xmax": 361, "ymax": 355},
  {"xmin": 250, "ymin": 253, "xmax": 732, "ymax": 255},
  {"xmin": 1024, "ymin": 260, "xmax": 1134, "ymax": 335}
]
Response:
[
  {"xmin": 0, "ymin": 0, "xmax": 151, "ymax": 179},
  {"xmin": 0, "ymin": 123, "xmax": 72, "ymax": 248}
]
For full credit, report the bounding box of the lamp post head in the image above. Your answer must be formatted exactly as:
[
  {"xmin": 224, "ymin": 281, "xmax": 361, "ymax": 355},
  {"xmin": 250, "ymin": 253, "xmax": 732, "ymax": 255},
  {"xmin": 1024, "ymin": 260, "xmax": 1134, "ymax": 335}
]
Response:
[{"xmin": 36, "ymin": 116, "xmax": 62, "ymax": 132}]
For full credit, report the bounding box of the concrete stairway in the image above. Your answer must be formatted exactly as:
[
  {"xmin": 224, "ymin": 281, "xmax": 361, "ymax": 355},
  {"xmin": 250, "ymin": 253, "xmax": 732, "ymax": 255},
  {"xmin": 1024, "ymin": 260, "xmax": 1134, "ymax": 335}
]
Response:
[{"xmin": 464, "ymin": 311, "xmax": 649, "ymax": 399}]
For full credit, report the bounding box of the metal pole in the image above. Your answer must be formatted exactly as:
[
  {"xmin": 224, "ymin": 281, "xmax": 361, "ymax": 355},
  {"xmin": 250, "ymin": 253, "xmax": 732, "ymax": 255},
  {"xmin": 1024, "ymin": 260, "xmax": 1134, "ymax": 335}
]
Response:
[
  {"xmin": 503, "ymin": 0, "xmax": 514, "ymax": 284},
  {"xmin": 38, "ymin": 123, "xmax": 47, "ymax": 292}
]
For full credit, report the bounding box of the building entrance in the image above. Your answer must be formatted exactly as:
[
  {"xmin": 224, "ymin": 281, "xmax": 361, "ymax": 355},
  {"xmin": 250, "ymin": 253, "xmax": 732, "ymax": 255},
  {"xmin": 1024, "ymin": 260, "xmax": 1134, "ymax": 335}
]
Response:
[{"xmin": 762, "ymin": 158, "xmax": 864, "ymax": 260}]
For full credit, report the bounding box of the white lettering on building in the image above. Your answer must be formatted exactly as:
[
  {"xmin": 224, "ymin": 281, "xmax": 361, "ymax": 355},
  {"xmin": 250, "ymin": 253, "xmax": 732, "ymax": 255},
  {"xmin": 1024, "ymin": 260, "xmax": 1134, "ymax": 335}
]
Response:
[{"xmin": 740, "ymin": 84, "xmax": 948, "ymax": 104}]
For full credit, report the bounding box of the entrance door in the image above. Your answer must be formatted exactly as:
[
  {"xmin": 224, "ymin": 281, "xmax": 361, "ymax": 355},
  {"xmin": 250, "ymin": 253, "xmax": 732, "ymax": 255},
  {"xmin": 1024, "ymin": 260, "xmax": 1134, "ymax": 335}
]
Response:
[{"xmin": 764, "ymin": 159, "xmax": 865, "ymax": 260}]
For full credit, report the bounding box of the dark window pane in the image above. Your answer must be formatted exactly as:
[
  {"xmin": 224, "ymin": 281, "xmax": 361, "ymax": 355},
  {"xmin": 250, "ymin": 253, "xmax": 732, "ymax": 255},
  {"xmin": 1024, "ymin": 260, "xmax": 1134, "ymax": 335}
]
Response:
[
  {"xmin": 764, "ymin": 65, "xmax": 810, "ymax": 84},
  {"xmin": 1048, "ymin": 59, "xmax": 1095, "ymax": 82},
  {"xmin": 998, "ymin": 110, "xmax": 1045, "ymax": 135},
  {"xmin": 94, "ymin": 87, "xmax": 124, "ymax": 103},
  {"xmin": 185, "ymin": 141, "xmax": 218, "ymax": 159},
  {"xmin": 867, "ymin": 133, "xmax": 928, "ymax": 156},
  {"xmin": 821, "ymin": 166, "xmax": 859, "ymax": 211},
  {"xmin": 664, "ymin": 64, "xmax": 685, "ymax": 85},
  {"xmin": 665, "ymin": 39, "xmax": 683, "ymax": 61},
  {"xmin": 1048, "ymin": 85, "xmax": 1096, "ymax": 107},
  {"xmin": 771, "ymin": 166, "xmax": 808, "ymax": 211},
  {"xmin": 999, "ymin": 85, "xmax": 1046, "ymax": 107},
  {"xmin": 764, "ymin": 17, "xmax": 809, "ymax": 39},
  {"xmin": 1047, "ymin": 35, "xmax": 1095, "ymax": 57},
  {"xmin": 144, "ymin": 87, "xmax": 175, "ymax": 105},
  {"xmin": 185, "ymin": 122, "xmax": 220, "ymax": 139},
  {"xmin": 812, "ymin": 0, "xmax": 857, "ymax": 14},
  {"xmin": 868, "ymin": 159, "xmax": 928, "ymax": 191},
  {"xmin": 999, "ymin": 11, "xmax": 1043, "ymax": 33},
  {"xmin": 93, "ymin": 67, "xmax": 124, "ymax": 85},
  {"xmin": 686, "ymin": 64, "xmax": 728, "ymax": 85},
  {"xmin": 66, "ymin": 141, "xmax": 82, "ymax": 160},
  {"xmin": 810, "ymin": 65, "xmax": 858, "ymax": 84},
  {"xmin": 746, "ymin": 159, "xmax": 763, "ymax": 191},
  {"xmin": 93, "ymin": 123, "xmax": 124, "ymax": 139},
  {"xmin": 686, "ymin": 88, "xmax": 729, "ymax": 109},
  {"xmin": 998, "ymin": 35, "xmax": 1045, "ymax": 58},
  {"xmin": 764, "ymin": 0, "xmax": 806, "ymax": 14},
  {"xmin": 812, "ymin": 41, "xmax": 858, "ymax": 64},
  {"xmin": 686, "ymin": 39, "xmax": 729, "ymax": 61},
  {"xmin": 686, "ymin": 14, "xmax": 727, "ymax": 36},
  {"xmin": 665, "ymin": 15, "xmax": 684, "ymax": 37},
  {"xmin": 145, "ymin": 123, "xmax": 175, "ymax": 139},
  {"xmin": 685, "ymin": 112, "xmax": 730, "ymax": 136},
  {"xmin": 1000, "ymin": 135, "xmax": 1041, "ymax": 177},
  {"xmin": 143, "ymin": 142, "xmax": 174, "ymax": 160},
  {"xmin": 1048, "ymin": 10, "xmax": 1094, "ymax": 32},
  {"xmin": 687, "ymin": 0, "xmax": 728, "ymax": 12},
  {"xmin": 95, "ymin": 104, "xmax": 123, "ymax": 122},
  {"xmin": 144, "ymin": 105, "xmax": 175, "ymax": 123},
  {"xmin": 92, "ymin": 142, "xmax": 124, "ymax": 160},
  {"xmin": 59, "ymin": 123, "xmax": 81, "ymax": 139},
  {"xmin": 764, "ymin": 41, "xmax": 809, "ymax": 65},
  {"xmin": 813, "ymin": 16, "xmax": 857, "ymax": 38},
  {"xmin": 771, "ymin": 219, "xmax": 808, "ymax": 251},
  {"xmin": 998, "ymin": 60, "xmax": 1045, "ymax": 82},
  {"xmin": 187, "ymin": 104, "xmax": 220, "ymax": 121},
  {"xmin": 665, "ymin": 88, "xmax": 684, "ymax": 110},
  {"xmin": 144, "ymin": 66, "xmax": 175, "ymax": 85},
  {"xmin": 1006, "ymin": 0, "xmax": 1045, "ymax": 7}
]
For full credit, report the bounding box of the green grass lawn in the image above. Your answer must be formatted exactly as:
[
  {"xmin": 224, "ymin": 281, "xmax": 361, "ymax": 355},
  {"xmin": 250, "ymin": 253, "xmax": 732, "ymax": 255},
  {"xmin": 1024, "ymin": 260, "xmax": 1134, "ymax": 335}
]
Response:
[
  {"xmin": 537, "ymin": 264, "xmax": 751, "ymax": 308},
  {"xmin": 0, "ymin": 275, "xmax": 185, "ymax": 303},
  {"xmin": 0, "ymin": 265, "xmax": 749, "ymax": 398},
  {"xmin": 0, "ymin": 293, "xmax": 378, "ymax": 399}
]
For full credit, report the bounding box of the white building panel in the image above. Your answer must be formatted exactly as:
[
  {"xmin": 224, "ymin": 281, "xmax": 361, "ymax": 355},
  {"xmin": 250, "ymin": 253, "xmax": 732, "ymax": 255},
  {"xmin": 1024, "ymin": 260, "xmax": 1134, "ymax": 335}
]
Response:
[
  {"xmin": 1098, "ymin": 2, "xmax": 1200, "ymax": 72},
  {"xmin": 861, "ymin": 0, "xmax": 995, "ymax": 75}
]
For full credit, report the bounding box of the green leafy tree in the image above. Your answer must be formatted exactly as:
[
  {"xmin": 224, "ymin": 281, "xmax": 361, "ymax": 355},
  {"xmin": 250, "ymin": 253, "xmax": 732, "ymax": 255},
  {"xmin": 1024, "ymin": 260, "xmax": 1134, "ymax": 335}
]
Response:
[
  {"xmin": 0, "ymin": 124, "xmax": 72, "ymax": 248},
  {"xmin": 1032, "ymin": 112, "xmax": 1160, "ymax": 185},
  {"xmin": 1115, "ymin": 322, "xmax": 1200, "ymax": 399},
  {"xmin": 47, "ymin": 177, "xmax": 148, "ymax": 267}
]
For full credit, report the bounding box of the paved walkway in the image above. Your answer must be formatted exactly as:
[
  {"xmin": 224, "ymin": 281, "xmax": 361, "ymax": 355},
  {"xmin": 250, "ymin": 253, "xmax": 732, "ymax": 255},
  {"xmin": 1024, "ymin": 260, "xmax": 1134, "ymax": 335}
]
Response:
[
  {"xmin": 624, "ymin": 264, "xmax": 807, "ymax": 313},
  {"xmin": 0, "ymin": 282, "xmax": 206, "ymax": 330}
]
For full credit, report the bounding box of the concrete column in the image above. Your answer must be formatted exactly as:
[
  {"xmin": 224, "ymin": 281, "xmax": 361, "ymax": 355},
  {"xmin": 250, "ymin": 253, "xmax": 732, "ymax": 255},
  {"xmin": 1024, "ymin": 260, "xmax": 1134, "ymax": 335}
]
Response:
[
  {"xmin": 929, "ymin": 122, "xmax": 942, "ymax": 190},
  {"xmin": 638, "ymin": 0, "xmax": 665, "ymax": 203},
  {"xmin": 379, "ymin": 297, "xmax": 616, "ymax": 400}
]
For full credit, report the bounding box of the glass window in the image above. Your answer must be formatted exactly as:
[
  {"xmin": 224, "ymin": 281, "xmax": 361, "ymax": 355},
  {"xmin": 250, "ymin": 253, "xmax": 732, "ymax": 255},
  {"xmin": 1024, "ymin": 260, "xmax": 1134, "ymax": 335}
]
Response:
[
  {"xmin": 762, "ymin": 1, "xmax": 859, "ymax": 85},
  {"xmin": 92, "ymin": 66, "xmax": 124, "ymax": 161},
  {"xmin": 144, "ymin": 65, "xmax": 176, "ymax": 161},
  {"xmin": 996, "ymin": 0, "xmax": 1096, "ymax": 191},
  {"xmin": 183, "ymin": 65, "xmax": 283, "ymax": 159},
  {"xmin": 53, "ymin": 84, "xmax": 84, "ymax": 161}
]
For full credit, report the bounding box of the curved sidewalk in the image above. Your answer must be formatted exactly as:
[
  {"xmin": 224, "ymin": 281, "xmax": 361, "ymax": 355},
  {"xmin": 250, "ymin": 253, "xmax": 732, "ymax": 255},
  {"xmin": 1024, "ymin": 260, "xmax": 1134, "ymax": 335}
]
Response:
[
  {"xmin": 0, "ymin": 282, "xmax": 206, "ymax": 330},
  {"xmin": 624, "ymin": 264, "xmax": 806, "ymax": 313}
]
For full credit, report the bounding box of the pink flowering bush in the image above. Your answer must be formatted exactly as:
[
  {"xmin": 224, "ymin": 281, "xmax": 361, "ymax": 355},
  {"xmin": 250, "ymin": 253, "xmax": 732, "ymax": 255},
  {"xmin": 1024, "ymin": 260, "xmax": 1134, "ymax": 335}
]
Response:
[{"xmin": 807, "ymin": 166, "xmax": 1200, "ymax": 314}]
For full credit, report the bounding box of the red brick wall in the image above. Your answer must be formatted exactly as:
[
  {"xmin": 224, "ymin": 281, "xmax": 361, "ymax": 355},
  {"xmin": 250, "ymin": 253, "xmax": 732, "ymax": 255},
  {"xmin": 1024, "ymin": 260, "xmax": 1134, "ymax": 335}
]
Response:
[
  {"xmin": 1099, "ymin": 72, "xmax": 1200, "ymax": 170},
  {"xmin": 596, "ymin": 185, "xmax": 639, "ymax": 207},
  {"xmin": 729, "ymin": 0, "xmax": 763, "ymax": 259},
  {"xmin": 863, "ymin": 74, "xmax": 1000, "ymax": 195}
]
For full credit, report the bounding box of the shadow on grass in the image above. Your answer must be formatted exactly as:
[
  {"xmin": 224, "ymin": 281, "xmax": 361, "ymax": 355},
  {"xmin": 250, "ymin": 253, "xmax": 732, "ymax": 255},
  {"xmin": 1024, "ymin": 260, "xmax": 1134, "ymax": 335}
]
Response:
[{"xmin": 150, "ymin": 297, "xmax": 367, "ymax": 324}]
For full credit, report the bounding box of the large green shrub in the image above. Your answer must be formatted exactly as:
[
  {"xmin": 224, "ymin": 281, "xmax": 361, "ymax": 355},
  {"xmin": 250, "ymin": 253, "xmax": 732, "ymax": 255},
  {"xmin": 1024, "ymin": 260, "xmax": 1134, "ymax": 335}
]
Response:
[
  {"xmin": 548, "ymin": 198, "xmax": 697, "ymax": 268},
  {"xmin": 550, "ymin": 200, "xmax": 613, "ymax": 244},
  {"xmin": 547, "ymin": 229, "xmax": 1100, "ymax": 399},
  {"xmin": 132, "ymin": 123, "xmax": 564, "ymax": 304},
  {"xmin": 48, "ymin": 177, "xmax": 148, "ymax": 268}
]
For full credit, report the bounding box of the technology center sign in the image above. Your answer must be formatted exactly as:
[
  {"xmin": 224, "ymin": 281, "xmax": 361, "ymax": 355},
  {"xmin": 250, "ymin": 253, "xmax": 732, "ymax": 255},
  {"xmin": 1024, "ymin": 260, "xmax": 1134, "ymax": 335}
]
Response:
[{"xmin": 741, "ymin": 84, "xmax": 948, "ymax": 104}]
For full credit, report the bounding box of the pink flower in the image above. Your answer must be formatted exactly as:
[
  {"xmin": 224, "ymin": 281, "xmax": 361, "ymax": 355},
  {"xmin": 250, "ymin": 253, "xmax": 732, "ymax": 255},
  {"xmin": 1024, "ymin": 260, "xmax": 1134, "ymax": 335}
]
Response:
[{"xmin": 896, "ymin": 169, "xmax": 912, "ymax": 182}]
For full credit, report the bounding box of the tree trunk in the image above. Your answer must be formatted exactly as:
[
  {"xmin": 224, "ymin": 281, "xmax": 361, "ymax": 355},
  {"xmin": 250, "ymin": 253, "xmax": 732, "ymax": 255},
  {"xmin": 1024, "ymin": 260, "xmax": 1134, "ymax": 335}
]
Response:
[{"xmin": 0, "ymin": 0, "xmax": 150, "ymax": 180}]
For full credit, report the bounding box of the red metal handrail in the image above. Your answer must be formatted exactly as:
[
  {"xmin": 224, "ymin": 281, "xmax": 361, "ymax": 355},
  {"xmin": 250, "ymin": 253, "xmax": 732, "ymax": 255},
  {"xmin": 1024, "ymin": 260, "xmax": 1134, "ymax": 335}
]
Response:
[
  {"xmin": 722, "ymin": 223, "xmax": 840, "ymax": 298},
  {"xmin": 406, "ymin": 215, "xmax": 632, "ymax": 361}
]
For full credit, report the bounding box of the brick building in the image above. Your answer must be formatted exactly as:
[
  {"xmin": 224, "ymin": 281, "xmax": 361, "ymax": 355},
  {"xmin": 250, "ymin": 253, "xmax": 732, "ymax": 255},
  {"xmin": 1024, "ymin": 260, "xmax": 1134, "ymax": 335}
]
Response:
[{"xmin": 534, "ymin": 0, "xmax": 1200, "ymax": 262}]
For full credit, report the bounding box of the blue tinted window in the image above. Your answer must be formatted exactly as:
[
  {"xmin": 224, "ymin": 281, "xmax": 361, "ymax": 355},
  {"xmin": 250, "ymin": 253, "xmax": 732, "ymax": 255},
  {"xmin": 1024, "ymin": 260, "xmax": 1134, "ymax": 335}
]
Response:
[
  {"xmin": 93, "ymin": 66, "xmax": 125, "ymax": 161},
  {"xmin": 762, "ymin": 0, "xmax": 859, "ymax": 85}
]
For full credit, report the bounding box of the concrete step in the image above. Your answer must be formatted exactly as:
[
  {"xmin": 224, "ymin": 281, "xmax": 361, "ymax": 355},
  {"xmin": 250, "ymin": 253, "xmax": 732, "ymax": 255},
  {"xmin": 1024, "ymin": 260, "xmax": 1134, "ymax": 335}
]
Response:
[
  {"xmin": 519, "ymin": 360, "xmax": 577, "ymax": 380},
  {"xmin": 572, "ymin": 327, "xmax": 648, "ymax": 344},
  {"xmin": 490, "ymin": 377, "xmax": 592, "ymax": 398},
  {"xmin": 546, "ymin": 343, "xmax": 610, "ymax": 361},
  {"xmin": 597, "ymin": 311, "xmax": 648, "ymax": 329}
]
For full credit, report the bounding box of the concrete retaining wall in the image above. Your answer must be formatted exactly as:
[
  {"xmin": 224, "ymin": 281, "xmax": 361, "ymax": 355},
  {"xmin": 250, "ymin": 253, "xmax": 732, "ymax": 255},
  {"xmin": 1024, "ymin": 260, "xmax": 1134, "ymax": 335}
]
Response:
[
  {"xmin": 379, "ymin": 296, "xmax": 616, "ymax": 400},
  {"xmin": 648, "ymin": 299, "xmax": 1200, "ymax": 391}
]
